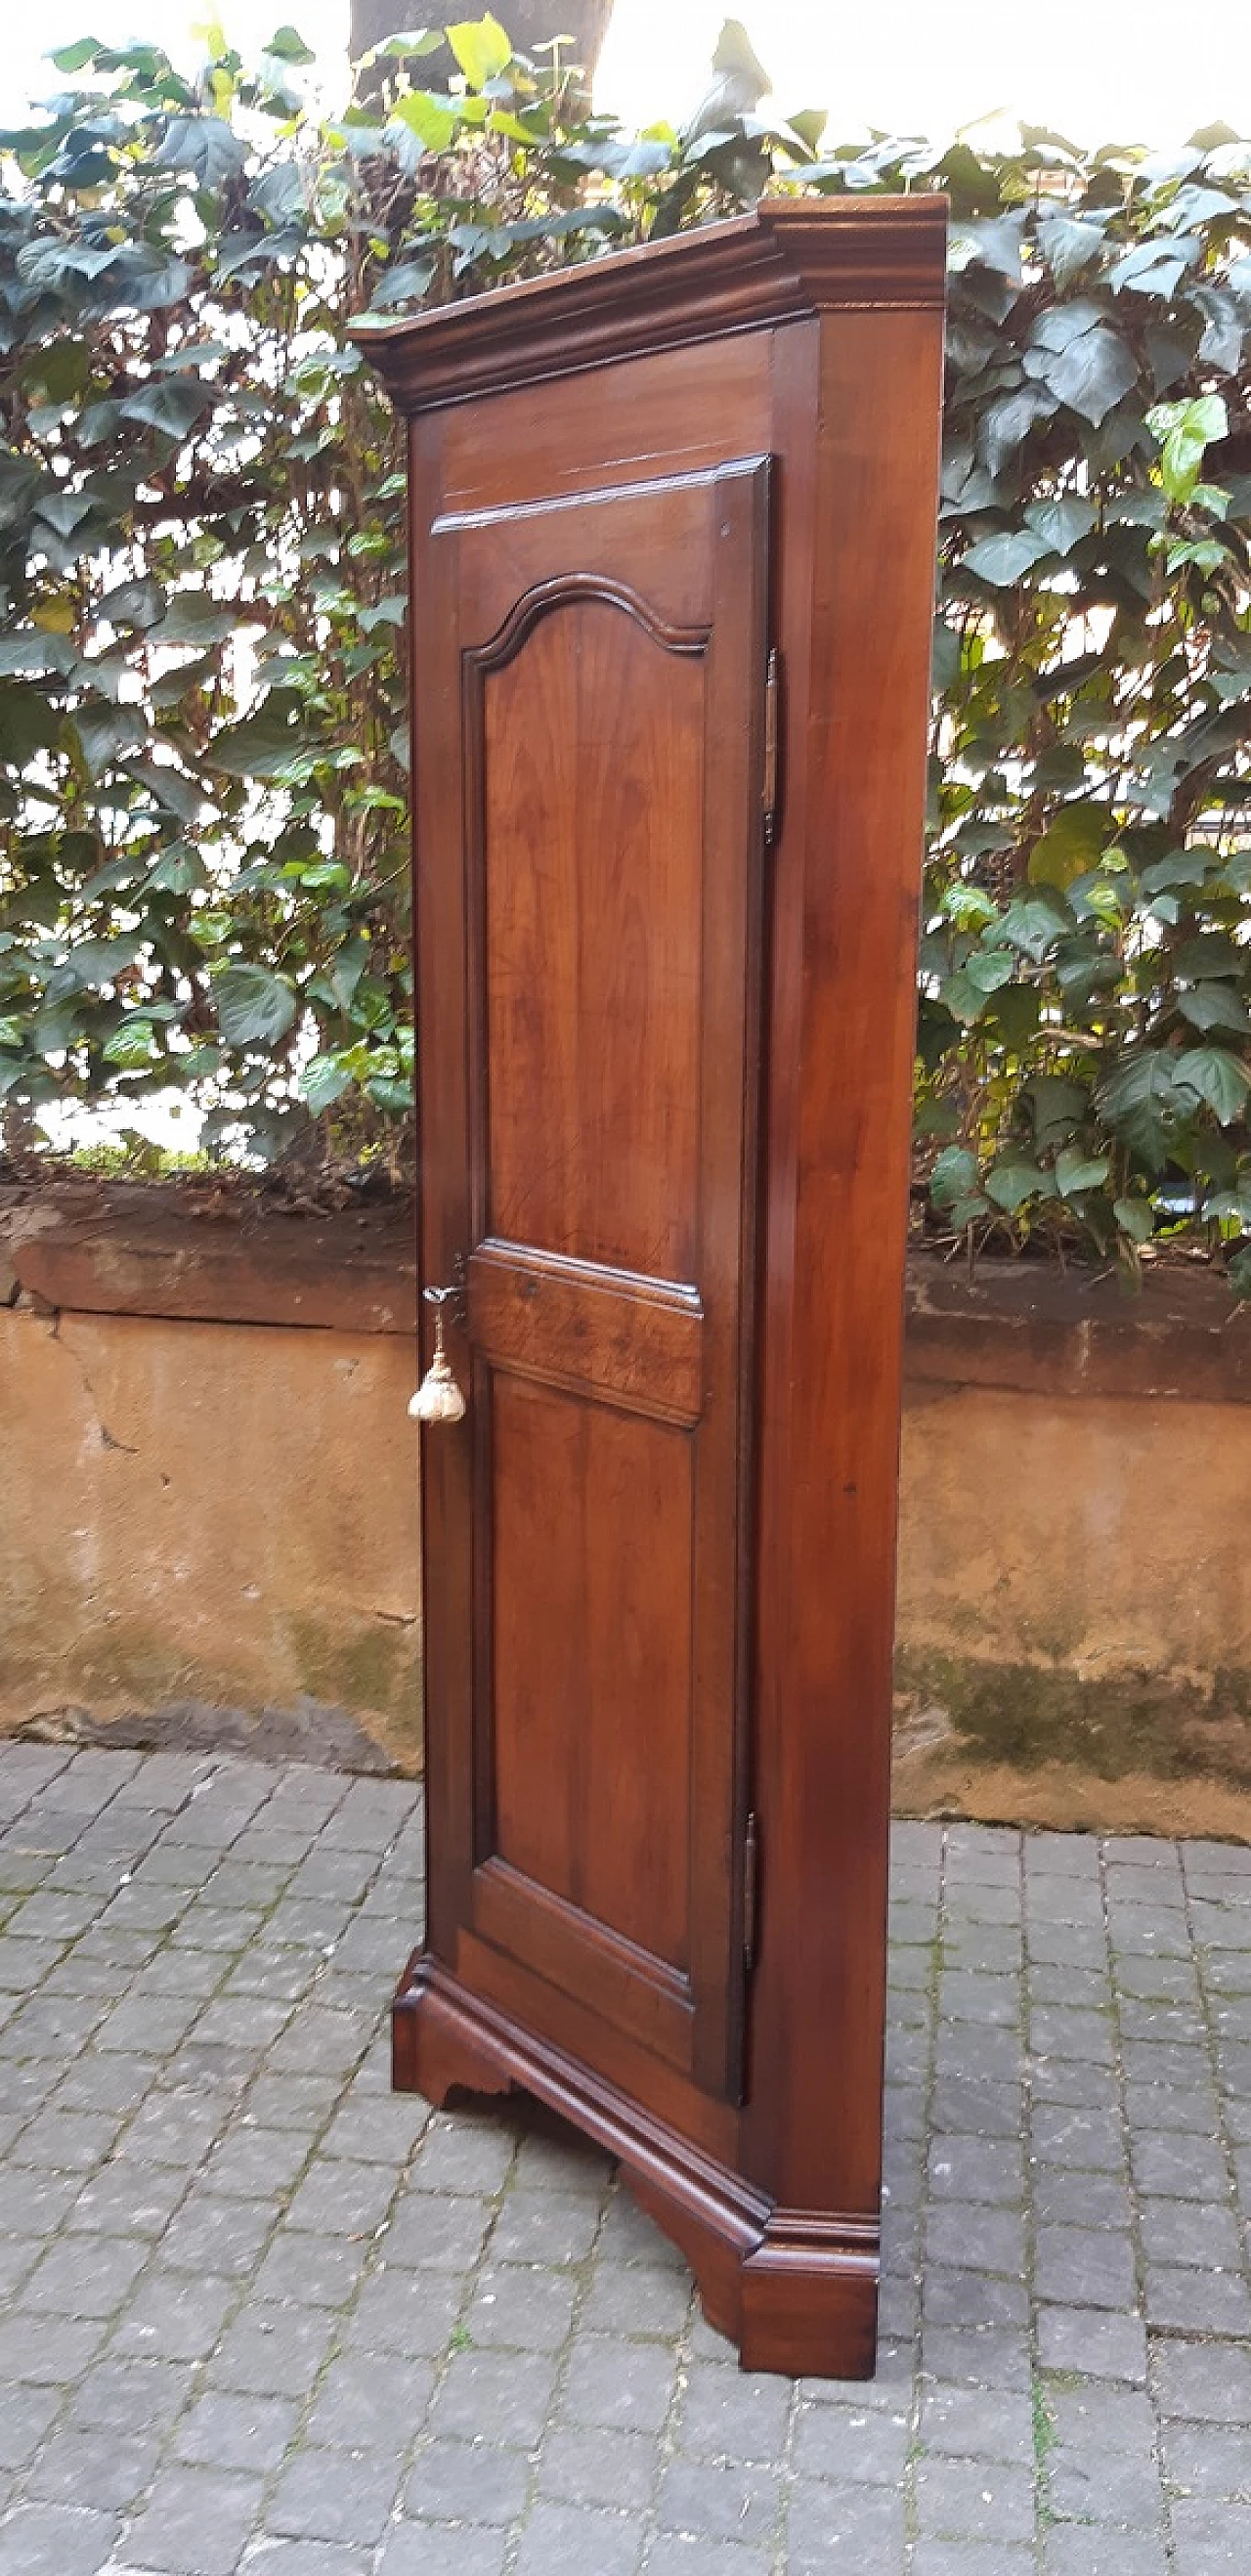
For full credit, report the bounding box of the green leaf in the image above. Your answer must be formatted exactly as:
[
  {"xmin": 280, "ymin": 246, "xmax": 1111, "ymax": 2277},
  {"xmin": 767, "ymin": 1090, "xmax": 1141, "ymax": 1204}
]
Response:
[
  {"xmin": 103, "ymin": 1016, "xmax": 163, "ymax": 1069},
  {"xmin": 390, "ymin": 91, "xmax": 459, "ymax": 152},
  {"xmin": 1038, "ymin": 214, "xmax": 1108, "ymax": 289},
  {"xmin": 1173, "ymin": 1047, "xmax": 1251, "ymax": 1123},
  {"xmin": 965, "ymin": 948, "xmax": 1015, "ymax": 994},
  {"xmin": 929, "ymin": 1145, "xmax": 980, "ymax": 1209},
  {"xmin": 1229, "ymin": 1245, "xmax": 1251, "ymax": 1300},
  {"xmin": 1023, "ymin": 496, "xmax": 1098, "ymax": 556},
  {"xmin": 1030, "ymin": 318, "xmax": 1138, "ymax": 426},
  {"xmin": 1114, "ymin": 1196, "xmax": 1154, "ymax": 1243},
  {"xmin": 263, "ymin": 23, "xmax": 318, "ymax": 63},
  {"xmin": 119, "ymin": 377, "xmax": 215, "ymax": 438},
  {"xmin": 1003, "ymin": 894, "xmax": 1069, "ymax": 958},
  {"xmin": 1028, "ymin": 803, "xmax": 1114, "ymax": 890},
  {"xmin": 1146, "ymin": 393, "xmax": 1229, "ymax": 502},
  {"xmin": 301, "ymin": 1052, "xmax": 355, "ymax": 1113},
  {"xmin": 986, "ymin": 1158, "xmax": 1053, "ymax": 1212},
  {"xmin": 157, "ymin": 115, "xmax": 248, "ymax": 188},
  {"xmin": 212, "ymin": 965, "xmax": 298, "ymax": 1048},
  {"xmin": 1056, "ymin": 1146, "xmax": 1111, "ymax": 1197},
  {"xmin": 1177, "ymin": 983, "xmax": 1251, "ymax": 1035},
  {"xmin": 446, "ymin": 13, "xmax": 512, "ymax": 88},
  {"xmin": 963, "ymin": 529, "xmax": 1053, "ymax": 587}
]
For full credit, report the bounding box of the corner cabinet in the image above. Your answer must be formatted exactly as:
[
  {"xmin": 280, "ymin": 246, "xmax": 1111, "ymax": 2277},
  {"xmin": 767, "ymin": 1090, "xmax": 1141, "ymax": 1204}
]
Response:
[{"xmin": 355, "ymin": 198, "xmax": 946, "ymax": 2379}]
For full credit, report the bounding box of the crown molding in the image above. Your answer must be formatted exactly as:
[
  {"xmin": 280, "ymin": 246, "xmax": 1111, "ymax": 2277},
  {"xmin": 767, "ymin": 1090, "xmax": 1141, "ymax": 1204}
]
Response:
[{"xmin": 350, "ymin": 196, "xmax": 947, "ymax": 415}]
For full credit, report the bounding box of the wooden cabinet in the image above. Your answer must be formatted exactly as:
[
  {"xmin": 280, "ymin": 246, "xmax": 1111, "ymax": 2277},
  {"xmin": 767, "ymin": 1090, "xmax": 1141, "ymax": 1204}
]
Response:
[{"xmin": 356, "ymin": 197, "xmax": 946, "ymax": 2379}]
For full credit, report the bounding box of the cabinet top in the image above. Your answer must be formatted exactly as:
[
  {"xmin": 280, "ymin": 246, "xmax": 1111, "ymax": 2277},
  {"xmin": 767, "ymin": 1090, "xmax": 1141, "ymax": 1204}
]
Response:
[{"xmin": 350, "ymin": 196, "xmax": 946, "ymax": 416}]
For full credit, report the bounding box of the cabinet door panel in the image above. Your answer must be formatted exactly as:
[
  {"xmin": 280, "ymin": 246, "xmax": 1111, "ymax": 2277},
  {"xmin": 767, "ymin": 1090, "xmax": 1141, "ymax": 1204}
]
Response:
[{"xmin": 417, "ymin": 458, "xmax": 771, "ymax": 2102}]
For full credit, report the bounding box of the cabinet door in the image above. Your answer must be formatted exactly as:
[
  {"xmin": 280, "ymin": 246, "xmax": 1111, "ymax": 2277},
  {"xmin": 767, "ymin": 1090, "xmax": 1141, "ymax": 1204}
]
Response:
[{"xmin": 414, "ymin": 456, "xmax": 771, "ymax": 2104}]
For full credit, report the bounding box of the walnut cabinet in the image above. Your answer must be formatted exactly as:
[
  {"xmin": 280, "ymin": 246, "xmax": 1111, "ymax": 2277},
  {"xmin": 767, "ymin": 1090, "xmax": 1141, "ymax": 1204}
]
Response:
[{"xmin": 356, "ymin": 199, "xmax": 947, "ymax": 2377}]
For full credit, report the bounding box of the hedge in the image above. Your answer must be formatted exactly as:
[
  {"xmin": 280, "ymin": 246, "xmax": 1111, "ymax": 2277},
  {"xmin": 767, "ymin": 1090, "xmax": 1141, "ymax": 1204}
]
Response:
[{"xmin": 0, "ymin": 17, "xmax": 1248, "ymax": 1284}]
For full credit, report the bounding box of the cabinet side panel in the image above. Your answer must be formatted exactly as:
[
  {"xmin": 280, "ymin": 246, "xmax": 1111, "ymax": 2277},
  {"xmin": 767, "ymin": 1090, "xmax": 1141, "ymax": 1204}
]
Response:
[{"xmin": 744, "ymin": 306, "xmax": 945, "ymax": 2215}]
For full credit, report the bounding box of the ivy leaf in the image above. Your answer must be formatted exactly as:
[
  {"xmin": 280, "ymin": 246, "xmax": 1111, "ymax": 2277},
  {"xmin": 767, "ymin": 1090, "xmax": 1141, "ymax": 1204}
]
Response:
[
  {"xmin": 1002, "ymin": 895, "xmax": 1070, "ymax": 959},
  {"xmin": 446, "ymin": 14, "xmax": 513, "ymax": 88},
  {"xmin": 263, "ymin": 24, "xmax": 318, "ymax": 64},
  {"xmin": 212, "ymin": 964, "xmax": 298, "ymax": 1047},
  {"xmin": 1038, "ymin": 214, "xmax": 1108, "ymax": 289},
  {"xmin": 301, "ymin": 1051, "xmax": 355, "ymax": 1113},
  {"xmin": 1114, "ymin": 1196, "xmax": 1154, "ymax": 1243},
  {"xmin": 1029, "ymin": 802, "xmax": 1115, "ymax": 889},
  {"xmin": 1023, "ymin": 496, "xmax": 1098, "ymax": 556},
  {"xmin": 1027, "ymin": 315, "xmax": 1139, "ymax": 425},
  {"xmin": 1177, "ymin": 983, "xmax": 1251, "ymax": 1035},
  {"xmin": 986, "ymin": 1158, "xmax": 1053, "ymax": 1212},
  {"xmin": 1174, "ymin": 1047, "xmax": 1251, "ymax": 1123},
  {"xmin": 929, "ymin": 1144, "xmax": 980, "ymax": 1208},
  {"xmin": 1109, "ymin": 237, "xmax": 1203, "ymax": 298},
  {"xmin": 157, "ymin": 116, "xmax": 248, "ymax": 188},
  {"xmin": 390, "ymin": 91, "xmax": 459, "ymax": 153},
  {"xmin": 1056, "ymin": 1146, "xmax": 1111, "ymax": 1196},
  {"xmin": 963, "ymin": 529, "xmax": 1054, "ymax": 586},
  {"xmin": 119, "ymin": 377, "xmax": 215, "ymax": 438}
]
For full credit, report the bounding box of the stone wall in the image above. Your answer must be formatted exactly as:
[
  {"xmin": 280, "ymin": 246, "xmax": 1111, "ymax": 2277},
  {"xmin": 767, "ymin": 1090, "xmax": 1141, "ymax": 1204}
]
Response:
[{"xmin": 3, "ymin": 1180, "xmax": 1249, "ymax": 1832}]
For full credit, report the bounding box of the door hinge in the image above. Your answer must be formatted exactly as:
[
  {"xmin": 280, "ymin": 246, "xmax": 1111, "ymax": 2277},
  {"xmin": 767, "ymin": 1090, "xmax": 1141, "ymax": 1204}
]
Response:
[
  {"xmin": 762, "ymin": 648, "xmax": 780, "ymax": 848},
  {"xmin": 743, "ymin": 1811, "xmax": 760, "ymax": 1973}
]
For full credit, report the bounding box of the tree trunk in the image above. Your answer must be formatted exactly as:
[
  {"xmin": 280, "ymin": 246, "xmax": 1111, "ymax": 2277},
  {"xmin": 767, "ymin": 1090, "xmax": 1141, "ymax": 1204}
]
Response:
[{"xmin": 350, "ymin": 2, "xmax": 616, "ymax": 88}]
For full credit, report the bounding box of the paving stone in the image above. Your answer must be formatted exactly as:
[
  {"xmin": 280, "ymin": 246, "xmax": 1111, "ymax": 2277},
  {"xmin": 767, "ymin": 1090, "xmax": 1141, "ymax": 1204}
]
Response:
[
  {"xmin": 1132, "ymin": 2133, "xmax": 1231, "ymax": 2199},
  {"xmin": 23, "ymin": 2231, "xmax": 150, "ymax": 2316},
  {"xmin": 1161, "ymin": 2421, "xmax": 1251, "ymax": 2499},
  {"xmin": 464, "ymin": 2259, "xmax": 581, "ymax": 2350},
  {"xmin": 175, "ymin": 2387, "xmax": 300, "ymax": 2474},
  {"xmin": 488, "ymin": 2188, "xmax": 602, "ymax": 2264},
  {"xmin": 111, "ymin": 2265, "xmax": 237, "ymax": 2361},
  {"xmin": 512, "ymin": 2500, "xmax": 643, "ymax": 2576},
  {"xmin": 1033, "ymin": 2223, "xmax": 1138, "ymax": 2310},
  {"xmin": 0, "ymin": 2500, "xmax": 121, "ymax": 2575},
  {"xmin": 123, "ymin": 2463, "xmax": 266, "ymax": 2575},
  {"xmin": 210, "ymin": 2298, "xmax": 337, "ymax": 2397},
  {"xmin": 24, "ymin": 2423, "xmax": 161, "ymax": 2510},
  {"xmin": 0, "ymin": 2310, "xmax": 108, "ymax": 2382},
  {"xmin": 269, "ymin": 2447, "xmax": 400, "ymax": 2545},
  {"xmin": 1037, "ymin": 2305, "xmax": 1148, "ymax": 2381},
  {"xmin": 1042, "ymin": 2537, "xmax": 1167, "ymax": 2576},
  {"xmin": 405, "ymin": 2436, "xmax": 529, "ymax": 2526},
  {"xmin": 429, "ymin": 2346, "xmax": 559, "ymax": 2449},
  {"xmin": 1031, "ymin": 2103, "xmax": 1126, "ymax": 2171},
  {"xmin": 935, "ymin": 2383, "xmax": 1037, "ymax": 2465},
  {"xmin": 789, "ymin": 2391, "xmax": 898, "ymax": 2476},
  {"xmin": 927, "ymin": 2136, "xmax": 1025, "ymax": 2205},
  {"xmin": 922, "ymin": 2268, "xmax": 1029, "ymax": 2330},
  {"xmin": 786, "ymin": 2476, "xmax": 906, "ymax": 2570},
  {"xmin": 0, "ymin": 2383, "xmax": 62, "ymax": 2471},
  {"xmin": 377, "ymin": 2523, "xmax": 506, "ymax": 2576},
  {"xmin": 6, "ymin": 1765, "xmax": 1247, "ymax": 2576},
  {"xmin": 921, "ymin": 2324, "xmax": 1032, "ymax": 2390},
  {"xmin": 927, "ymin": 2205, "xmax": 1028, "ymax": 2276},
  {"xmin": 915, "ymin": 2453, "xmax": 1036, "ymax": 2542},
  {"xmin": 1155, "ymin": 2340, "xmax": 1251, "ymax": 2423},
  {"xmin": 381, "ymin": 2192, "xmax": 495, "ymax": 2271},
  {"xmin": 1166, "ymin": 2502, "xmax": 1248, "ymax": 2574}
]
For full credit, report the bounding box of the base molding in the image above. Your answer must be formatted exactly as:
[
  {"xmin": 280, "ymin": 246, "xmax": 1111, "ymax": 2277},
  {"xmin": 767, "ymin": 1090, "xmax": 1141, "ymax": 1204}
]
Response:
[{"xmin": 392, "ymin": 1951, "xmax": 880, "ymax": 2378}]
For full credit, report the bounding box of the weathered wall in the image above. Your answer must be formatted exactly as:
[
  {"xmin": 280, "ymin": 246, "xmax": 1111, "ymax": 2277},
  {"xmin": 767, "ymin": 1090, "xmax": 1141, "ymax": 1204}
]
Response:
[
  {"xmin": 894, "ymin": 1379, "xmax": 1251, "ymax": 1837},
  {"xmin": 0, "ymin": 1298, "xmax": 422, "ymax": 1770},
  {"xmin": 3, "ymin": 1181, "xmax": 1250, "ymax": 1831}
]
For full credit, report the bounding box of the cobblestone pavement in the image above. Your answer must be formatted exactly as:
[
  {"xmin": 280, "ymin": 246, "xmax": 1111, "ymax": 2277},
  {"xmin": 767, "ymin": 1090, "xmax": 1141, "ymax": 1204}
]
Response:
[{"xmin": 2, "ymin": 1747, "xmax": 1250, "ymax": 2575}]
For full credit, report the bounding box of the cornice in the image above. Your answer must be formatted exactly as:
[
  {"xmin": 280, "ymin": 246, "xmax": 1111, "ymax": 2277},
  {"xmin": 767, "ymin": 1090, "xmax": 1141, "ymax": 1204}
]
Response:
[{"xmin": 349, "ymin": 196, "xmax": 947, "ymax": 415}]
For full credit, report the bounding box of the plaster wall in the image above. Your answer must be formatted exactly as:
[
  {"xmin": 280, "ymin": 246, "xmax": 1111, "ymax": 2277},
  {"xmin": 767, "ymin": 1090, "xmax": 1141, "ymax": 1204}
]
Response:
[
  {"xmin": 1, "ymin": 1301, "xmax": 423, "ymax": 1769},
  {"xmin": 4, "ymin": 1290, "xmax": 1250, "ymax": 1832}
]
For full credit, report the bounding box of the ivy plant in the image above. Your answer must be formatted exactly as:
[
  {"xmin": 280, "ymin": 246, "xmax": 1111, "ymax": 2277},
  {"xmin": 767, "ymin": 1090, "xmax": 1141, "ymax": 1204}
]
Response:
[{"xmin": 0, "ymin": 19, "xmax": 1248, "ymax": 1288}]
